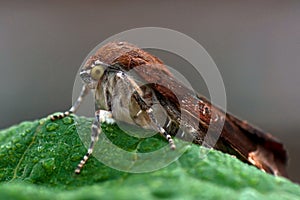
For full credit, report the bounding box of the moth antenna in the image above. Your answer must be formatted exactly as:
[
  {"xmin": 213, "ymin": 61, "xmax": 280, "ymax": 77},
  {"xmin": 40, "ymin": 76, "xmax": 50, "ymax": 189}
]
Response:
[{"xmin": 51, "ymin": 85, "xmax": 90, "ymax": 121}]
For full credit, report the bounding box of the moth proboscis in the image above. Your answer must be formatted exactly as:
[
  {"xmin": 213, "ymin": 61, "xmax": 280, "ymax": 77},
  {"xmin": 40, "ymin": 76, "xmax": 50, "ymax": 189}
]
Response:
[{"xmin": 51, "ymin": 41, "xmax": 288, "ymax": 177}]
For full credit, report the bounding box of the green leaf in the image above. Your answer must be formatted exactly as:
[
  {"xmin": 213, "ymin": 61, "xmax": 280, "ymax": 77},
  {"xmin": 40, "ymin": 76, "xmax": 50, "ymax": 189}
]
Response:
[{"xmin": 0, "ymin": 114, "xmax": 299, "ymax": 200}]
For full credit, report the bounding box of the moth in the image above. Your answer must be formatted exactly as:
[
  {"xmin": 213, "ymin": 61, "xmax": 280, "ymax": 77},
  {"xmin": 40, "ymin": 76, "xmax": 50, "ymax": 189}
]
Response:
[{"xmin": 51, "ymin": 41, "xmax": 288, "ymax": 177}]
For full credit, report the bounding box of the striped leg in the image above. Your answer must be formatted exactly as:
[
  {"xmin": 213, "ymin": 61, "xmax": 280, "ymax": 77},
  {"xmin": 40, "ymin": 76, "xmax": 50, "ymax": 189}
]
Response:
[
  {"xmin": 75, "ymin": 110, "xmax": 115, "ymax": 174},
  {"xmin": 117, "ymin": 71, "xmax": 176, "ymax": 150},
  {"xmin": 146, "ymin": 108, "xmax": 176, "ymax": 150},
  {"xmin": 51, "ymin": 85, "xmax": 90, "ymax": 121}
]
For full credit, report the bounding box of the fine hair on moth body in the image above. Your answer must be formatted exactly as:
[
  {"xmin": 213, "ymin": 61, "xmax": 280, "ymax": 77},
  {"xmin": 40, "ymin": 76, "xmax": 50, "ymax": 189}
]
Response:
[{"xmin": 51, "ymin": 41, "xmax": 288, "ymax": 177}]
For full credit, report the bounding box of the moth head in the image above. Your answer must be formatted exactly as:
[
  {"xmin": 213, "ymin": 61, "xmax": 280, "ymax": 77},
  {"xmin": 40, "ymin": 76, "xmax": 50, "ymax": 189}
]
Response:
[{"xmin": 80, "ymin": 60, "xmax": 108, "ymax": 89}]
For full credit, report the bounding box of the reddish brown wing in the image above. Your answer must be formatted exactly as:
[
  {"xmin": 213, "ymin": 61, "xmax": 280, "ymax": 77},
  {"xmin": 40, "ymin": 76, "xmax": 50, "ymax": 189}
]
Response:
[
  {"xmin": 87, "ymin": 41, "xmax": 288, "ymax": 177},
  {"xmin": 131, "ymin": 62, "xmax": 288, "ymax": 177},
  {"xmin": 225, "ymin": 114, "xmax": 288, "ymax": 176}
]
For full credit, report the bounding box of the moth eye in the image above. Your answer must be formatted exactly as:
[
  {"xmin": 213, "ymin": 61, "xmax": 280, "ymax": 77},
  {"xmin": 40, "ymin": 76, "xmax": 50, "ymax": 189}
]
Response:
[{"xmin": 91, "ymin": 65, "xmax": 105, "ymax": 80}]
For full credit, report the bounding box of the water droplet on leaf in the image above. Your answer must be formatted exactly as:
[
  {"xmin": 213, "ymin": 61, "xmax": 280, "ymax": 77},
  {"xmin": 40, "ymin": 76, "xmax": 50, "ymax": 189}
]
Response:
[
  {"xmin": 39, "ymin": 118, "xmax": 46, "ymax": 125},
  {"xmin": 62, "ymin": 117, "xmax": 73, "ymax": 125},
  {"xmin": 15, "ymin": 143, "xmax": 22, "ymax": 148},
  {"xmin": 46, "ymin": 123, "xmax": 59, "ymax": 132},
  {"xmin": 42, "ymin": 158, "xmax": 56, "ymax": 173}
]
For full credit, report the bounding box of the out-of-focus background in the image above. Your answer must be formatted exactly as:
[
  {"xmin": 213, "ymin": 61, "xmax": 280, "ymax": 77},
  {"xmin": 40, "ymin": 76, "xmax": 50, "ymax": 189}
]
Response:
[{"xmin": 0, "ymin": 1, "xmax": 299, "ymax": 182}]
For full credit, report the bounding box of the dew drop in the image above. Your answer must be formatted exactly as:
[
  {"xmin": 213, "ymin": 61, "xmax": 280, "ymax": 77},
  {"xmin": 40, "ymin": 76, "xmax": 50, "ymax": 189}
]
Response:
[
  {"xmin": 62, "ymin": 116, "xmax": 73, "ymax": 125},
  {"xmin": 15, "ymin": 143, "xmax": 22, "ymax": 148},
  {"xmin": 5, "ymin": 142, "xmax": 12, "ymax": 150},
  {"xmin": 46, "ymin": 123, "xmax": 59, "ymax": 132},
  {"xmin": 42, "ymin": 158, "xmax": 56, "ymax": 172},
  {"xmin": 12, "ymin": 137, "xmax": 20, "ymax": 143},
  {"xmin": 39, "ymin": 118, "xmax": 46, "ymax": 125}
]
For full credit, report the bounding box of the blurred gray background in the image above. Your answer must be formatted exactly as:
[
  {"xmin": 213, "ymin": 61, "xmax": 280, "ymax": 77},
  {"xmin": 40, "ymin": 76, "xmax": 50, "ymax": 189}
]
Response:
[{"xmin": 0, "ymin": 1, "xmax": 299, "ymax": 182}]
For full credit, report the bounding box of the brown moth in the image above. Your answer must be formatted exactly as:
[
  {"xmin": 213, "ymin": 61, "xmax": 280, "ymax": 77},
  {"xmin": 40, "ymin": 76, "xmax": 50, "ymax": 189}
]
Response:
[{"xmin": 51, "ymin": 41, "xmax": 288, "ymax": 177}]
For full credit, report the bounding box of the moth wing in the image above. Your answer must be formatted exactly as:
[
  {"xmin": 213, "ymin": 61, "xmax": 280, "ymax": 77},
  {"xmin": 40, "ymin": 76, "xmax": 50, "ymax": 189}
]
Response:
[{"xmin": 89, "ymin": 41, "xmax": 288, "ymax": 177}]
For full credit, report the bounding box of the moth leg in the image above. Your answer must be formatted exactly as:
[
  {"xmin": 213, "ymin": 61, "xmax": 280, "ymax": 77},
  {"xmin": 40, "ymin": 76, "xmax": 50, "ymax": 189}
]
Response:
[
  {"xmin": 51, "ymin": 85, "xmax": 90, "ymax": 121},
  {"xmin": 75, "ymin": 110, "xmax": 115, "ymax": 174},
  {"xmin": 116, "ymin": 71, "xmax": 176, "ymax": 150},
  {"xmin": 146, "ymin": 108, "xmax": 176, "ymax": 150}
]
